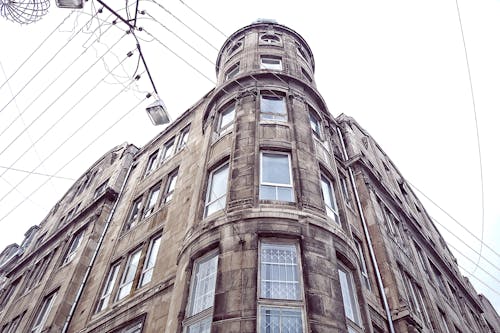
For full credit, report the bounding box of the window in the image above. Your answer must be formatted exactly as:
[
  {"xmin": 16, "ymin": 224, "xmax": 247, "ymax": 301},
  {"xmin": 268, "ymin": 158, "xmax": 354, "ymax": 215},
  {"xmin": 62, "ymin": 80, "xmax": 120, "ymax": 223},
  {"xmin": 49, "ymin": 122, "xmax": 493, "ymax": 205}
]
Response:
[
  {"xmin": 113, "ymin": 321, "xmax": 143, "ymax": 333},
  {"xmin": 125, "ymin": 196, "xmax": 143, "ymax": 231},
  {"xmin": 260, "ymin": 33, "xmax": 281, "ymax": 44},
  {"xmin": 0, "ymin": 280, "xmax": 18, "ymax": 309},
  {"xmin": 260, "ymin": 55, "xmax": 282, "ymax": 70},
  {"xmin": 62, "ymin": 230, "xmax": 84, "ymax": 265},
  {"xmin": 309, "ymin": 111, "xmax": 321, "ymax": 138},
  {"xmin": 217, "ymin": 104, "xmax": 235, "ymax": 136},
  {"xmin": 400, "ymin": 271, "xmax": 419, "ymax": 313},
  {"xmin": 301, "ymin": 68, "xmax": 312, "ymax": 82},
  {"xmin": 117, "ymin": 250, "xmax": 141, "ymax": 301},
  {"xmin": 160, "ymin": 138, "xmax": 175, "ymax": 162},
  {"xmin": 227, "ymin": 39, "xmax": 243, "ymax": 56},
  {"xmin": 260, "ymin": 94, "xmax": 287, "ymax": 121},
  {"xmin": 259, "ymin": 306, "xmax": 303, "ymax": 333},
  {"xmin": 94, "ymin": 179, "xmax": 109, "ymax": 198},
  {"xmin": 258, "ymin": 241, "xmax": 304, "ymax": 333},
  {"xmin": 163, "ymin": 169, "xmax": 178, "ymax": 203},
  {"xmin": 143, "ymin": 183, "xmax": 161, "ymax": 218},
  {"xmin": 225, "ymin": 63, "xmax": 239, "ymax": 80},
  {"xmin": 96, "ymin": 263, "xmax": 120, "ymax": 312},
  {"xmin": 139, "ymin": 236, "xmax": 161, "ymax": 287},
  {"xmin": 176, "ymin": 126, "xmax": 190, "ymax": 152},
  {"xmin": 430, "ymin": 262, "xmax": 448, "ymax": 297},
  {"xmin": 415, "ymin": 286, "xmax": 431, "ymax": 327},
  {"xmin": 260, "ymin": 152, "xmax": 294, "ymax": 202},
  {"xmin": 340, "ymin": 176, "xmax": 353, "ymax": 208},
  {"xmin": 31, "ymin": 290, "xmax": 57, "ymax": 333},
  {"xmin": 414, "ymin": 244, "xmax": 430, "ymax": 279},
  {"xmin": 6, "ymin": 312, "xmax": 24, "ymax": 333},
  {"xmin": 338, "ymin": 264, "xmax": 361, "ymax": 329},
  {"xmin": 145, "ymin": 150, "xmax": 159, "ymax": 175},
  {"xmin": 184, "ymin": 252, "xmax": 219, "ymax": 332},
  {"xmin": 354, "ymin": 239, "xmax": 370, "ymax": 290},
  {"xmin": 320, "ymin": 175, "xmax": 340, "ymax": 223},
  {"xmin": 260, "ymin": 243, "xmax": 300, "ymax": 300},
  {"xmin": 204, "ymin": 163, "xmax": 229, "ymax": 217},
  {"xmin": 296, "ymin": 44, "xmax": 308, "ymax": 61},
  {"xmin": 25, "ymin": 255, "xmax": 51, "ymax": 291}
]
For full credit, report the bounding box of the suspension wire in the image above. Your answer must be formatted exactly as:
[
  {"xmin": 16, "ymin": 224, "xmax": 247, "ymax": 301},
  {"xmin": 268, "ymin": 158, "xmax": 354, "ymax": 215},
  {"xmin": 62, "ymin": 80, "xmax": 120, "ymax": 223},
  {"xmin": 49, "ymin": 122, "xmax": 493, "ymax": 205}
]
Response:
[
  {"xmin": 0, "ymin": 9, "xmax": 102, "ymax": 115},
  {"xmin": 178, "ymin": 0, "xmax": 227, "ymax": 38},
  {"xmin": 457, "ymin": 263, "xmax": 500, "ymax": 296},
  {"xmin": 0, "ymin": 92, "xmax": 147, "ymax": 223},
  {"xmin": 0, "ymin": 22, "xmax": 116, "ymax": 142},
  {"xmin": 0, "ymin": 166, "xmax": 74, "ymax": 180},
  {"xmin": 408, "ymin": 181, "xmax": 499, "ymax": 259},
  {"xmin": 0, "ymin": 11, "xmax": 75, "ymax": 92},
  {"xmin": 0, "ymin": 177, "xmax": 45, "ymax": 210},
  {"xmin": 0, "ymin": 32, "xmax": 127, "ymax": 159},
  {"xmin": 447, "ymin": 242, "xmax": 500, "ymax": 284},
  {"xmin": 454, "ymin": 0, "xmax": 485, "ymax": 274},
  {"xmin": 0, "ymin": 48, "xmax": 136, "ymax": 202}
]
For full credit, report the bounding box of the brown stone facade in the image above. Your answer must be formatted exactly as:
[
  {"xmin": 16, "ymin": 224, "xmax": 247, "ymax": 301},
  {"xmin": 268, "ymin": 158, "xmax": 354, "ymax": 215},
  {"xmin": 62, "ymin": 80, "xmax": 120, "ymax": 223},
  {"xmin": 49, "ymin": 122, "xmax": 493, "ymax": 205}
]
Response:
[{"xmin": 0, "ymin": 21, "xmax": 497, "ymax": 333}]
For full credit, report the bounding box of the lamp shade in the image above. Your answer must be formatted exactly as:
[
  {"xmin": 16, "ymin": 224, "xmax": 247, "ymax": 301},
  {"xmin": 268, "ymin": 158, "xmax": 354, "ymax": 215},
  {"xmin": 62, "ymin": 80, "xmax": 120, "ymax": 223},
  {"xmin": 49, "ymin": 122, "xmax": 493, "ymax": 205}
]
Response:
[{"xmin": 146, "ymin": 99, "xmax": 171, "ymax": 126}]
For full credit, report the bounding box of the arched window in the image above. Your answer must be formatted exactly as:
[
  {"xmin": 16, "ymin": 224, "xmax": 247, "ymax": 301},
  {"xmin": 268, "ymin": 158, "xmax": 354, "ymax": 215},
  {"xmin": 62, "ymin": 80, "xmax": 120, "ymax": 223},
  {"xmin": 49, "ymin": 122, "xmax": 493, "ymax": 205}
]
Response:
[{"xmin": 260, "ymin": 33, "xmax": 281, "ymax": 45}]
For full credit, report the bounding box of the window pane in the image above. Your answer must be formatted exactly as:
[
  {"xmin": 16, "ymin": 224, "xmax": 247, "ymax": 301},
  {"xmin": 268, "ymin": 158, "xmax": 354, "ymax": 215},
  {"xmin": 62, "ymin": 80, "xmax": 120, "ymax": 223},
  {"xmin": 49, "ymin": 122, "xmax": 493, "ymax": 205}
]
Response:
[
  {"xmin": 261, "ymin": 56, "xmax": 282, "ymax": 70},
  {"xmin": 97, "ymin": 263, "xmax": 120, "ymax": 312},
  {"xmin": 144, "ymin": 184, "xmax": 161, "ymax": 218},
  {"xmin": 260, "ymin": 306, "xmax": 303, "ymax": 333},
  {"xmin": 321, "ymin": 176, "xmax": 339, "ymax": 222},
  {"xmin": 117, "ymin": 251, "xmax": 141, "ymax": 300},
  {"xmin": 190, "ymin": 254, "xmax": 218, "ymax": 315},
  {"xmin": 309, "ymin": 112, "xmax": 320, "ymax": 135},
  {"xmin": 338, "ymin": 267, "xmax": 360, "ymax": 324},
  {"xmin": 205, "ymin": 164, "xmax": 229, "ymax": 216},
  {"xmin": 219, "ymin": 105, "xmax": 235, "ymax": 133},
  {"xmin": 164, "ymin": 171, "xmax": 178, "ymax": 203},
  {"xmin": 262, "ymin": 154, "xmax": 290, "ymax": 185},
  {"xmin": 260, "ymin": 96, "xmax": 286, "ymax": 121},
  {"xmin": 161, "ymin": 139, "xmax": 175, "ymax": 161},
  {"xmin": 186, "ymin": 317, "xmax": 212, "ymax": 333},
  {"xmin": 139, "ymin": 236, "xmax": 161, "ymax": 287},
  {"xmin": 261, "ymin": 243, "xmax": 300, "ymax": 300}
]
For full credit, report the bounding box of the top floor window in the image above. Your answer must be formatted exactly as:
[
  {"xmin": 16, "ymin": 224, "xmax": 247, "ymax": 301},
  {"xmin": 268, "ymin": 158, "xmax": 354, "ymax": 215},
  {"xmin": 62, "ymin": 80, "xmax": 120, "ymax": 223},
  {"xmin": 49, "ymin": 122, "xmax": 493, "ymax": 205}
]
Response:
[
  {"xmin": 296, "ymin": 44, "xmax": 309, "ymax": 62},
  {"xmin": 144, "ymin": 150, "xmax": 159, "ymax": 176},
  {"xmin": 309, "ymin": 111, "xmax": 321, "ymax": 138},
  {"xmin": 160, "ymin": 138, "xmax": 175, "ymax": 162},
  {"xmin": 260, "ymin": 33, "xmax": 281, "ymax": 45},
  {"xmin": 260, "ymin": 55, "xmax": 282, "ymax": 70},
  {"xmin": 260, "ymin": 94, "xmax": 287, "ymax": 122},
  {"xmin": 94, "ymin": 179, "xmax": 109, "ymax": 199},
  {"xmin": 227, "ymin": 39, "xmax": 243, "ymax": 57},
  {"xmin": 176, "ymin": 126, "xmax": 190, "ymax": 152},
  {"xmin": 217, "ymin": 103, "xmax": 235, "ymax": 136},
  {"xmin": 225, "ymin": 63, "xmax": 239, "ymax": 81}
]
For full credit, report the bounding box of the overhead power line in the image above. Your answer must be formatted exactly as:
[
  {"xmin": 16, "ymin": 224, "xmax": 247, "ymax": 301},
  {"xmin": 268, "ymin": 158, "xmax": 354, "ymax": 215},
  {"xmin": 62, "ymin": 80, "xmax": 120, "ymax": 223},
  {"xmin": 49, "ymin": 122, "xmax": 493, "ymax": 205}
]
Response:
[
  {"xmin": 0, "ymin": 9, "xmax": 102, "ymax": 115},
  {"xmin": 447, "ymin": 242, "xmax": 500, "ymax": 284},
  {"xmin": 0, "ymin": 49, "xmax": 136, "ymax": 204},
  {"xmin": 0, "ymin": 11, "xmax": 75, "ymax": 92},
  {"xmin": 178, "ymin": 0, "xmax": 227, "ymax": 38},
  {"xmin": 457, "ymin": 263, "xmax": 500, "ymax": 297},
  {"xmin": 0, "ymin": 166, "xmax": 74, "ymax": 180},
  {"xmin": 454, "ymin": 0, "xmax": 485, "ymax": 274},
  {"xmin": 0, "ymin": 91, "xmax": 148, "ymax": 223}
]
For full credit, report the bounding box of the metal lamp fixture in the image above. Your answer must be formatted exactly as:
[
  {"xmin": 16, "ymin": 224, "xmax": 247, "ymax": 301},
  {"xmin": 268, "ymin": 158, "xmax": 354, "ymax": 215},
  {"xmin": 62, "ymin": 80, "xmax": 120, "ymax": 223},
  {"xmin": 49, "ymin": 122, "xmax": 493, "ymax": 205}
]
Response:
[
  {"xmin": 146, "ymin": 97, "xmax": 171, "ymax": 126},
  {"xmin": 55, "ymin": 0, "xmax": 84, "ymax": 8}
]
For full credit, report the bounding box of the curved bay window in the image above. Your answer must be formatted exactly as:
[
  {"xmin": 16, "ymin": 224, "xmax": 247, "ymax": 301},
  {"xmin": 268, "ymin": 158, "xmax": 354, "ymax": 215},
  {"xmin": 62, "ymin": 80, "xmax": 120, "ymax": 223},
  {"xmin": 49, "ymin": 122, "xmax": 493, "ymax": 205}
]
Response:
[{"xmin": 260, "ymin": 152, "xmax": 294, "ymax": 202}]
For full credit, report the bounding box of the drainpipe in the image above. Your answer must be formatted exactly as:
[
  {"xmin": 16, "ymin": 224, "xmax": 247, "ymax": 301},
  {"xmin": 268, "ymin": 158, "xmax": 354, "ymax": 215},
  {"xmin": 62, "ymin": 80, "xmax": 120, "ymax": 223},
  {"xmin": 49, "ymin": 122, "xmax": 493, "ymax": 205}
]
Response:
[
  {"xmin": 62, "ymin": 162, "xmax": 134, "ymax": 333},
  {"xmin": 336, "ymin": 127, "xmax": 396, "ymax": 333}
]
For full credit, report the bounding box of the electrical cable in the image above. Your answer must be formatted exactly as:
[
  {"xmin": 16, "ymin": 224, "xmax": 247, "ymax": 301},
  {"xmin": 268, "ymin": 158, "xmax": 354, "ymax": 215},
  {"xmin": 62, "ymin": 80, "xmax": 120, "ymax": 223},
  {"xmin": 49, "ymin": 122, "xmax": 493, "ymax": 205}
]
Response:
[
  {"xmin": 0, "ymin": 166, "xmax": 74, "ymax": 180},
  {"xmin": 0, "ymin": 89, "xmax": 147, "ymax": 223},
  {"xmin": 178, "ymin": 0, "xmax": 227, "ymax": 38},
  {"xmin": 0, "ymin": 48, "xmax": 136, "ymax": 202},
  {"xmin": 0, "ymin": 177, "xmax": 45, "ymax": 210},
  {"xmin": 0, "ymin": 22, "xmax": 116, "ymax": 142},
  {"xmin": 0, "ymin": 9, "xmax": 102, "ymax": 115},
  {"xmin": 0, "ymin": 31, "xmax": 127, "ymax": 159},
  {"xmin": 147, "ymin": 0, "xmax": 219, "ymax": 52},
  {"xmin": 0, "ymin": 11, "xmax": 75, "ymax": 92},
  {"xmin": 407, "ymin": 181, "xmax": 499, "ymax": 259},
  {"xmin": 457, "ymin": 263, "xmax": 499, "ymax": 297},
  {"xmin": 446, "ymin": 242, "xmax": 500, "ymax": 284},
  {"xmin": 454, "ymin": 0, "xmax": 485, "ymax": 274}
]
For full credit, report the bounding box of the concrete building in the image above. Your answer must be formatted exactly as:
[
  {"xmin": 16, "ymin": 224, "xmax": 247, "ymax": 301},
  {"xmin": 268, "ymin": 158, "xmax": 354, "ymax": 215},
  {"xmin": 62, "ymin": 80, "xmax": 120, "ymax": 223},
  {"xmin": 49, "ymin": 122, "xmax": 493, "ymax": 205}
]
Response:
[{"xmin": 0, "ymin": 20, "xmax": 498, "ymax": 333}]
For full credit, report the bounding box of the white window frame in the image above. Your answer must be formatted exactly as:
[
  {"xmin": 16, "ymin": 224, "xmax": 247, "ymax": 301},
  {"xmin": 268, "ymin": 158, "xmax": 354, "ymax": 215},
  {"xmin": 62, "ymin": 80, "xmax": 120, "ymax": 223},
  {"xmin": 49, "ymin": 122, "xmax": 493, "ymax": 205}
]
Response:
[
  {"xmin": 340, "ymin": 176, "xmax": 353, "ymax": 208},
  {"xmin": 260, "ymin": 55, "xmax": 282, "ymax": 70},
  {"xmin": 354, "ymin": 239, "xmax": 371, "ymax": 291},
  {"xmin": 96, "ymin": 262, "xmax": 120, "ymax": 312},
  {"xmin": 184, "ymin": 251, "xmax": 219, "ymax": 333},
  {"xmin": 163, "ymin": 169, "xmax": 178, "ymax": 204},
  {"xmin": 260, "ymin": 94, "xmax": 287, "ymax": 122},
  {"xmin": 125, "ymin": 196, "xmax": 143, "ymax": 231},
  {"xmin": 258, "ymin": 305, "xmax": 305, "ymax": 333},
  {"xmin": 139, "ymin": 236, "xmax": 162, "ymax": 288},
  {"xmin": 160, "ymin": 138, "xmax": 175, "ymax": 162},
  {"xmin": 338, "ymin": 263, "xmax": 362, "ymax": 330},
  {"xmin": 259, "ymin": 152, "xmax": 294, "ymax": 202},
  {"xmin": 320, "ymin": 175, "xmax": 340, "ymax": 224},
  {"xmin": 144, "ymin": 150, "xmax": 159, "ymax": 176},
  {"xmin": 217, "ymin": 104, "xmax": 235, "ymax": 136},
  {"xmin": 116, "ymin": 250, "xmax": 141, "ymax": 301},
  {"xmin": 259, "ymin": 242, "xmax": 301, "ymax": 301},
  {"xmin": 94, "ymin": 179, "xmax": 109, "ymax": 198},
  {"xmin": 30, "ymin": 291, "xmax": 57, "ymax": 333},
  {"xmin": 176, "ymin": 126, "xmax": 190, "ymax": 152},
  {"xmin": 225, "ymin": 62, "xmax": 239, "ymax": 81},
  {"xmin": 204, "ymin": 163, "xmax": 230, "ymax": 217},
  {"xmin": 309, "ymin": 111, "xmax": 321, "ymax": 138},
  {"xmin": 260, "ymin": 33, "xmax": 281, "ymax": 45},
  {"xmin": 143, "ymin": 183, "xmax": 161, "ymax": 218},
  {"xmin": 62, "ymin": 230, "xmax": 84, "ymax": 265}
]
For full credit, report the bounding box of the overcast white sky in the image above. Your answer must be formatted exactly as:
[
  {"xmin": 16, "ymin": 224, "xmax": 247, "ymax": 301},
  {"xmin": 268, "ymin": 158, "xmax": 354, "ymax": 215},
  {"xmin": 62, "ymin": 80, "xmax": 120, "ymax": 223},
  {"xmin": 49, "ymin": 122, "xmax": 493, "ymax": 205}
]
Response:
[{"xmin": 0, "ymin": 0, "xmax": 498, "ymax": 311}]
